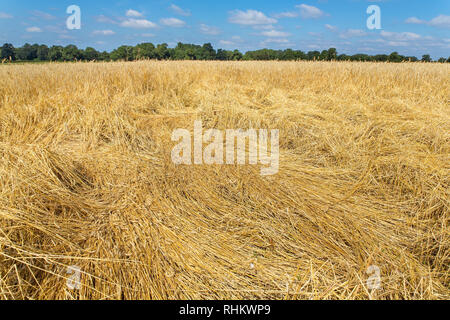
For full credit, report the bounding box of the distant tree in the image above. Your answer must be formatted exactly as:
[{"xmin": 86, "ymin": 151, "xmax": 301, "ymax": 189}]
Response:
[
  {"xmin": 1, "ymin": 43, "xmax": 16, "ymax": 60},
  {"xmin": 231, "ymin": 49, "xmax": 243, "ymax": 61},
  {"xmin": 372, "ymin": 54, "xmax": 388, "ymax": 62},
  {"xmin": 16, "ymin": 43, "xmax": 36, "ymax": 60},
  {"xmin": 134, "ymin": 43, "xmax": 155, "ymax": 60},
  {"xmin": 388, "ymin": 52, "xmax": 404, "ymax": 63},
  {"xmin": 437, "ymin": 57, "xmax": 446, "ymax": 63},
  {"xmin": 319, "ymin": 49, "xmax": 329, "ymax": 61},
  {"xmin": 405, "ymin": 56, "xmax": 418, "ymax": 62},
  {"xmin": 337, "ymin": 54, "xmax": 350, "ymax": 61},
  {"xmin": 62, "ymin": 45, "xmax": 82, "ymax": 61},
  {"xmin": 216, "ymin": 49, "xmax": 228, "ymax": 61},
  {"xmin": 327, "ymin": 48, "xmax": 337, "ymax": 61},
  {"xmin": 154, "ymin": 43, "xmax": 170, "ymax": 60},
  {"xmin": 99, "ymin": 51, "xmax": 110, "ymax": 61},
  {"xmin": 307, "ymin": 51, "xmax": 320, "ymax": 61},
  {"xmin": 48, "ymin": 46, "xmax": 63, "ymax": 61},
  {"xmin": 37, "ymin": 45, "xmax": 49, "ymax": 61},
  {"xmin": 83, "ymin": 47, "xmax": 99, "ymax": 61},
  {"xmin": 110, "ymin": 45, "xmax": 134, "ymax": 61},
  {"xmin": 421, "ymin": 54, "xmax": 431, "ymax": 62},
  {"xmin": 447, "ymin": 56, "xmax": 450, "ymax": 63},
  {"xmin": 352, "ymin": 54, "xmax": 370, "ymax": 61}
]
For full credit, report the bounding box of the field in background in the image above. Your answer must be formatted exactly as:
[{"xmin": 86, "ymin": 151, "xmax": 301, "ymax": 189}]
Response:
[{"xmin": 0, "ymin": 61, "xmax": 448, "ymax": 299}]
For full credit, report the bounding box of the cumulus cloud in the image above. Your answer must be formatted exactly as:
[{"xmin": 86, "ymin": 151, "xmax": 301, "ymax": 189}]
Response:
[
  {"xmin": 380, "ymin": 31, "xmax": 421, "ymax": 41},
  {"xmin": 169, "ymin": 4, "xmax": 191, "ymax": 17},
  {"xmin": 0, "ymin": 12, "xmax": 12, "ymax": 19},
  {"xmin": 219, "ymin": 40, "xmax": 235, "ymax": 45},
  {"xmin": 228, "ymin": 10, "xmax": 277, "ymax": 26},
  {"xmin": 263, "ymin": 38, "xmax": 289, "ymax": 43},
  {"xmin": 274, "ymin": 11, "xmax": 298, "ymax": 19},
  {"xmin": 26, "ymin": 27, "xmax": 42, "ymax": 33},
  {"xmin": 96, "ymin": 15, "xmax": 117, "ymax": 24},
  {"xmin": 31, "ymin": 10, "xmax": 56, "ymax": 20},
  {"xmin": 126, "ymin": 9, "xmax": 144, "ymax": 18},
  {"xmin": 200, "ymin": 24, "xmax": 221, "ymax": 35},
  {"xmin": 260, "ymin": 30, "xmax": 290, "ymax": 37},
  {"xmin": 93, "ymin": 30, "xmax": 115, "ymax": 35},
  {"xmin": 160, "ymin": 17, "xmax": 185, "ymax": 27},
  {"xmin": 296, "ymin": 4, "xmax": 325, "ymax": 19},
  {"xmin": 406, "ymin": 14, "xmax": 450, "ymax": 28},
  {"xmin": 339, "ymin": 29, "xmax": 367, "ymax": 38},
  {"xmin": 120, "ymin": 19, "xmax": 157, "ymax": 29}
]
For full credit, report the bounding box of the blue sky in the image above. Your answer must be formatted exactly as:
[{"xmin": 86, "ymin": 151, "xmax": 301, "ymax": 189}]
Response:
[{"xmin": 0, "ymin": 0, "xmax": 449, "ymax": 58}]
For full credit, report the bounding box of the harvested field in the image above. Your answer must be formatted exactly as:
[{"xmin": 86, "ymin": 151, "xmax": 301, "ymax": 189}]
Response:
[{"xmin": 0, "ymin": 61, "xmax": 448, "ymax": 299}]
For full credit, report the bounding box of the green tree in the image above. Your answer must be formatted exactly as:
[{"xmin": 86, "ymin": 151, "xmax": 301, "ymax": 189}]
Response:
[
  {"xmin": 421, "ymin": 54, "xmax": 431, "ymax": 62},
  {"xmin": 319, "ymin": 50, "xmax": 329, "ymax": 61},
  {"xmin": 1, "ymin": 43, "xmax": 16, "ymax": 60},
  {"xmin": 99, "ymin": 51, "xmax": 110, "ymax": 61},
  {"xmin": 154, "ymin": 43, "xmax": 170, "ymax": 60},
  {"xmin": 231, "ymin": 49, "xmax": 243, "ymax": 61},
  {"xmin": 83, "ymin": 47, "xmax": 99, "ymax": 61},
  {"xmin": 388, "ymin": 52, "xmax": 404, "ymax": 63},
  {"xmin": 327, "ymin": 48, "xmax": 337, "ymax": 61},
  {"xmin": 134, "ymin": 43, "xmax": 155, "ymax": 60},
  {"xmin": 37, "ymin": 45, "xmax": 49, "ymax": 61},
  {"xmin": 62, "ymin": 45, "xmax": 82, "ymax": 61},
  {"xmin": 201, "ymin": 43, "xmax": 216, "ymax": 60},
  {"xmin": 110, "ymin": 45, "xmax": 134, "ymax": 61},
  {"xmin": 437, "ymin": 57, "xmax": 446, "ymax": 63},
  {"xmin": 48, "ymin": 46, "xmax": 63, "ymax": 61},
  {"xmin": 307, "ymin": 51, "xmax": 320, "ymax": 61}
]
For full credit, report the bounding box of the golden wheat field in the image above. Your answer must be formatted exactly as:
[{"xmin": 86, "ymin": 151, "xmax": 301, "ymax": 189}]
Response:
[{"xmin": 0, "ymin": 60, "xmax": 448, "ymax": 300}]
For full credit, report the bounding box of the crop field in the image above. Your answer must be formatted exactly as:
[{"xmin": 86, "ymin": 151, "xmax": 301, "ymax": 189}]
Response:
[{"xmin": 0, "ymin": 61, "xmax": 448, "ymax": 300}]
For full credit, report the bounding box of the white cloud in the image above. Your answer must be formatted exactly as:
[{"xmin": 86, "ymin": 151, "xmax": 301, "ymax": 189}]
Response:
[
  {"xmin": 93, "ymin": 30, "xmax": 115, "ymax": 35},
  {"xmin": 160, "ymin": 17, "xmax": 185, "ymax": 27},
  {"xmin": 325, "ymin": 24, "xmax": 337, "ymax": 31},
  {"xmin": 96, "ymin": 15, "xmax": 117, "ymax": 24},
  {"xmin": 405, "ymin": 17, "xmax": 423, "ymax": 24},
  {"xmin": 260, "ymin": 38, "xmax": 292, "ymax": 47},
  {"xmin": 262, "ymin": 38, "xmax": 289, "ymax": 43},
  {"xmin": 120, "ymin": 19, "xmax": 157, "ymax": 29},
  {"xmin": 428, "ymin": 15, "xmax": 450, "ymax": 28},
  {"xmin": 274, "ymin": 11, "xmax": 298, "ymax": 19},
  {"xmin": 339, "ymin": 29, "xmax": 367, "ymax": 38},
  {"xmin": 0, "ymin": 12, "xmax": 12, "ymax": 19},
  {"xmin": 219, "ymin": 40, "xmax": 235, "ymax": 45},
  {"xmin": 296, "ymin": 4, "xmax": 325, "ymax": 19},
  {"xmin": 252, "ymin": 24, "xmax": 276, "ymax": 30},
  {"xmin": 169, "ymin": 4, "xmax": 191, "ymax": 17},
  {"xmin": 228, "ymin": 10, "xmax": 277, "ymax": 26},
  {"xmin": 200, "ymin": 24, "xmax": 221, "ymax": 35},
  {"xmin": 380, "ymin": 31, "xmax": 421, "ymax": 41},
  {"xmin": 31, "ymin": 10, "xmax": 55, "ymax": 20},
  {"xmin": 126, "ymin": 9, "xmax": 144, "ymax": 18},
  {"xmin": 405, "ymin": 14, "xmax": 450, "ymax": 28},
  {"xmin": 387, "ymin": 41, "xmax": 409, "ymax": 47},
  {"xmin": 261, "ymin": 30, "xmax": 290, "ymax": 37},
  {"xmin": 26, "ymin": 27, "xmax": 42, "ymax": 33}
]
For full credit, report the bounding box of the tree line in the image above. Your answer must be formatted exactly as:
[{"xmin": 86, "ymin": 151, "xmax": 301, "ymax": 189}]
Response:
[{"xmin": 1, "ymin": 42, "xmax": 449, "ymax": 63}]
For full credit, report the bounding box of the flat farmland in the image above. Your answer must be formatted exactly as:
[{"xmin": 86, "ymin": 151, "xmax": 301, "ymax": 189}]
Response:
[{"xmin": 0, "ymin": 61, "xmax": 448, "ymax": 299}]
